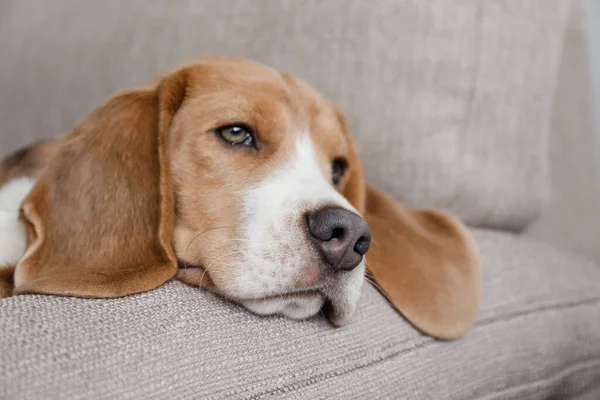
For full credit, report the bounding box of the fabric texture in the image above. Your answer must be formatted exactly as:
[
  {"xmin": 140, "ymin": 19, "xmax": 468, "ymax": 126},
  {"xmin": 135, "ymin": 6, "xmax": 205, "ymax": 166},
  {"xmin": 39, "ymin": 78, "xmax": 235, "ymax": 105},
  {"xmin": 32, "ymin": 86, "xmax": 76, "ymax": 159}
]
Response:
[
  {"xmin": 525, "ymin": 3, "xmax": 600, "ymax": 264},
  {"xmin": 1, "ymin": 229, "xmax": 599, "ymax": 399},
  {"xmin": 0, "ymin": 0, "xmax": 570, "ymax": 231},
  {"xmin": 1, "ymin": 1, "xmax": 599, "ymax": 399}
]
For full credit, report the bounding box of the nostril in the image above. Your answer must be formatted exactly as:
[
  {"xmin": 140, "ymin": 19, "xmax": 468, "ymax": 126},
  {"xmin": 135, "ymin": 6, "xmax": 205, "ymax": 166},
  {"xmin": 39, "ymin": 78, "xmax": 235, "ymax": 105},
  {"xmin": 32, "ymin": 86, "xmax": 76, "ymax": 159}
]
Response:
[
  {"xmin": 331, "ymin": 227, "xmax": 345, "ymax": 240},
  {"xmin": 354, "ymin": 236, "xmax": 371, "ymax": 256}
]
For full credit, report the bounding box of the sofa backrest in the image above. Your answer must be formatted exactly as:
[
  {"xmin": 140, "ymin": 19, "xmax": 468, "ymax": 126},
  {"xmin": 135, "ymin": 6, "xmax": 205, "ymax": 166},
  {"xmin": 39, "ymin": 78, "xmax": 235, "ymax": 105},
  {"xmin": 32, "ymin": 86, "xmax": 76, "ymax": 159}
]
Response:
[{"xmin": 0, "ymin": 0, "xmax": 572, "ymax": 231}]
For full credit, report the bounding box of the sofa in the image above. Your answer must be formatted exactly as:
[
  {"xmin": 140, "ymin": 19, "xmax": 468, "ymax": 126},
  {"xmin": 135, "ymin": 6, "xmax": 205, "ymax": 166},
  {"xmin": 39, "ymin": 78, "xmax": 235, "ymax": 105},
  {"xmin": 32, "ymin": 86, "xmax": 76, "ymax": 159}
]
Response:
[{"xmin": 1, "ymin": 1, "xmax": 599, "ymax": 399}]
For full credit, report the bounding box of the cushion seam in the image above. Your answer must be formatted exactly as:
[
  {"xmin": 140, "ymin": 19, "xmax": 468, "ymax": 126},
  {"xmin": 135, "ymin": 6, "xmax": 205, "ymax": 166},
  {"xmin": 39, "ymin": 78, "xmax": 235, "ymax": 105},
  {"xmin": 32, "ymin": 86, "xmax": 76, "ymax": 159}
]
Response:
[
  {"xmin": 474, "ymin": 358, "xmax": 600, "ymax": 400},
  {"xmin": 244, "ymin": 356, "xmax": 600, "ymax": 400},
  {"xmin": 478, "ymin": 295, "xmax": 600, "ymax": 324}
]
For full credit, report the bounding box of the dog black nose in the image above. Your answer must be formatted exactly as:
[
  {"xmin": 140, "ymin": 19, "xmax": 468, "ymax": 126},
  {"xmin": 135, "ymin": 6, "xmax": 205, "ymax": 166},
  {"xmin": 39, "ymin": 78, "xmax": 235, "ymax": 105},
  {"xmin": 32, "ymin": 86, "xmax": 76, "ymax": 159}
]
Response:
[{"xmin": 307, "ymin": 207, "xmax": 371, "ymax": 271}]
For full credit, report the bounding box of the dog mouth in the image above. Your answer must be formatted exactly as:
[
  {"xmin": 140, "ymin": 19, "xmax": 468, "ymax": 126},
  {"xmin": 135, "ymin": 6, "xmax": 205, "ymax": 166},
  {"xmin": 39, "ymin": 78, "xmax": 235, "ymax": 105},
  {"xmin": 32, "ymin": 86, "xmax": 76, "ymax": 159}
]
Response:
[
  {"xmin": 177, "ymin": 260, "xmax": 203, "ymax": 270},
  {"xmin": 176, "ymin": 259, "xmax": 358, "ymax": 326},
  {"xmin": 251, "ymin": 289, "xmax": 322, "ymax": 302}
]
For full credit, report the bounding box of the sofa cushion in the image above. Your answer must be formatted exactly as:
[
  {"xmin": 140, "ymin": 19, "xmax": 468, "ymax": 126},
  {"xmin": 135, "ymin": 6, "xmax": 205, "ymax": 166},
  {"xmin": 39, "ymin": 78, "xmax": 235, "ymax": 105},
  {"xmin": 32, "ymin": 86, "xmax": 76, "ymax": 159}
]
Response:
[
  {"xmin": 1, "ymin": 229, "xmax": 599, "ymax": 399},
  {"xmin": 0, "ymin": 0, "xmax": 569, "ymax": 231}
]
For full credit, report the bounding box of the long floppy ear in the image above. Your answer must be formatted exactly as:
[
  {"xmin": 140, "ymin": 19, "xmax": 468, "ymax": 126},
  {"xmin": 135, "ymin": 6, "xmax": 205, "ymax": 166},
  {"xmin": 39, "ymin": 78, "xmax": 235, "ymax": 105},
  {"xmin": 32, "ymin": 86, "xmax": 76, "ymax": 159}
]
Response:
[
  {"xmin": 12, "ymin": 71, "xmax": 189, "ymax": 297},
  {"xmin": 363, "ymin": 186, "xmax": 481, "ymax": 340},
  {"xmin": 340, "ymin": 116, "xmax": 481, "ymax": 340}
]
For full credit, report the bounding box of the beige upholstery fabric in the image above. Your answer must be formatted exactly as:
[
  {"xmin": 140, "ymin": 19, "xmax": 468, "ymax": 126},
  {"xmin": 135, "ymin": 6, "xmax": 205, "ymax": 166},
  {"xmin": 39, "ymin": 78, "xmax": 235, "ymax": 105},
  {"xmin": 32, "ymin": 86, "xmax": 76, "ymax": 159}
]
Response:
[
  {"xmin": 1, "ymin": 1, "xmax": 599, "ymax": 398},
  {"xmin": 526, "ymin": 3, "xmax": 600, "ymax": 264},
  {"xmin": 0, "ymin": 0, "xmax": 570, "ymax": 231},
  {"xmin": 1, "ymin": 229, "xmax": 599, "ymax": 399}
]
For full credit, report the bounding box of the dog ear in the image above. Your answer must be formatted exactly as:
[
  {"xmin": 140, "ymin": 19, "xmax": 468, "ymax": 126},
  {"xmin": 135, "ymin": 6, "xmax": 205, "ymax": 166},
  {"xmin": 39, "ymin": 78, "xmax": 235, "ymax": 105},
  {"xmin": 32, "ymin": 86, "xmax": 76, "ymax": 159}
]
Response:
[
  {"xmin": 12, "ymin": 70, "xmax": 189, "ymax": 298},
  {"xmin": 339, "ymin": 115, "xmax": 480, "ymax": 340},
  {"xmin": 0, "ymin": 265, "xmax": 14, "ymax": 298},
  {"xmin": 363, "ymin": 185, "xmax": 481, "ymax": 340}
]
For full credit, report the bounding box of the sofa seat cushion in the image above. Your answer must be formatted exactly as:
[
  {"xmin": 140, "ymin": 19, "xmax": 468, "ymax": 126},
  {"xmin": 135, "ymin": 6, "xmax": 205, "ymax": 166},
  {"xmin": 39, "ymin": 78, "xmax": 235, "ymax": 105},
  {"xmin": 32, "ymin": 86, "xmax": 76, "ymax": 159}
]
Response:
[{"xmin": 1, "ymin": 230, "xmax": 599, "ymax": 399}]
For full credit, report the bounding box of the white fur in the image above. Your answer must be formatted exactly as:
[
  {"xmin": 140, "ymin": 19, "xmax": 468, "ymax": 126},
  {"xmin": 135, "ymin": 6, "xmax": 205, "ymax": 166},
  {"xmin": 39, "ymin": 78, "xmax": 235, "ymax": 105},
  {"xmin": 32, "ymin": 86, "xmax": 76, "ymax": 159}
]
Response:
[
  {"xmin": 243, "ymin": 294, "xmax": 325, "ymax": 320},
  {"xmin": 229, "ymin": 133, "xmax": 365, "ymax": 324},
  {"xmin": 0, "ymin": 178, "xmax": 35, "ymax": 266}
]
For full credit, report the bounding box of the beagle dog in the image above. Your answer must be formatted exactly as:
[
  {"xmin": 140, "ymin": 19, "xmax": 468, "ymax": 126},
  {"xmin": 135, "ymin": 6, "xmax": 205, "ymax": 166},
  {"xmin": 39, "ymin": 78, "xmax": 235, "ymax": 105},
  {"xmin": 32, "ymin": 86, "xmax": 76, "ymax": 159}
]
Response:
[{"xmin": 0, "ymin": 57, "xmax": 480, "ymax": 339}]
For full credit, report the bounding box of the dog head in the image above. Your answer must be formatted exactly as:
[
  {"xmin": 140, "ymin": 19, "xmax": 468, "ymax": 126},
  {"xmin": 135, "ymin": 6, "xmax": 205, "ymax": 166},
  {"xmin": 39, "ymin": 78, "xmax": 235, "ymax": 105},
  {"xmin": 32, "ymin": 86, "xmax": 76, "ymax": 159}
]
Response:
[{"xmin": 8, "ymin": 57, "xmax": 480, "ymax": 339}]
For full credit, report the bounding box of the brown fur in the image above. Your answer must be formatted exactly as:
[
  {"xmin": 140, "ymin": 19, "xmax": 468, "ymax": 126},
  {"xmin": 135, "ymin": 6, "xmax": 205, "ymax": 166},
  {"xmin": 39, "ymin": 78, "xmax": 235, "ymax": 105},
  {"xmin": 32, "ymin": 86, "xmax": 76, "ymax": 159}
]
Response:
[
  {"xmin": 0, "ymin": 265, "xmax": 14, "ymax": 298},
  {"xmin": 0, "ymin": 139, "xmax": 61, "ymax": 186},
  {"xmin": 0, "ymin": 56, "xmax": 481, "ymax": 339},
  {"xmin": 14, "ymin": 88, "xmax": 177, "ymax": 297},
  {"xmin": 362, "ymin": 186, "xmax": 481, "ymax": 339}
]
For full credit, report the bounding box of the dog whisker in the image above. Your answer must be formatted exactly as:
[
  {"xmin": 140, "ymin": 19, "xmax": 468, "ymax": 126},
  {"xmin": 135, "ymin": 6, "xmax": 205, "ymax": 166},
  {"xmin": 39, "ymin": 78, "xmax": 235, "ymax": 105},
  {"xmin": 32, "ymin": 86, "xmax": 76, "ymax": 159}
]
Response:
[
  {"xmin": 199, "ymin": 250, "xmax": 247, "ymax": 285},
  {"xmin": 365, "ymin": 275, "xmax": 393, "ymax": 304},
  {"xmin": 184, "ymin": 226, "xmax": 234, "ymax": 262}
]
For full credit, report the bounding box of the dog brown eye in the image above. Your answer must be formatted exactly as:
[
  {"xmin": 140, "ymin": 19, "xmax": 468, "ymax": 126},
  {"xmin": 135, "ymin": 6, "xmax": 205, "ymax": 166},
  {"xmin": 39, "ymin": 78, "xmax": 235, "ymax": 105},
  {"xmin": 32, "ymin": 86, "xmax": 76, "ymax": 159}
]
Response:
[
  {"xmin": 332, "ymin": 158, "xmax": 347, "ymax": 186},
  {"xmin": 215, "ymin": 125, "xmax": 255, "ymax": 146}
]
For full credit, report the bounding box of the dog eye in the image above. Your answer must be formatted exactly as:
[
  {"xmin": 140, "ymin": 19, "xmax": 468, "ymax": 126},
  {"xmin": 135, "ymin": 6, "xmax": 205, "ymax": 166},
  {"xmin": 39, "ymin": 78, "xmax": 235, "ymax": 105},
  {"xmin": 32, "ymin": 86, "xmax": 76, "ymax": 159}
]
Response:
[
  {"xmin": 215, "ymin": 125, "xmax": 255, "ymax": 147},
  {"xmin": 331, "ymin": 158, "xmax": 347, "ymax": 186}
]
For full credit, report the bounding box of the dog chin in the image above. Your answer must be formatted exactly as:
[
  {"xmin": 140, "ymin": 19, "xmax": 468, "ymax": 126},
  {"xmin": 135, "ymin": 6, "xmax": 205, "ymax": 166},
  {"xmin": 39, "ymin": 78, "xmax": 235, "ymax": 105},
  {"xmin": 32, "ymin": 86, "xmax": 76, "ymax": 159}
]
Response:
[
  {"xmin": 239, "ymin": 263, "xmax": 366, "ymax": 326},
  {"xmin": 241, "ymin": 293, "xmax": 325, "ymax": 321},
  {"xmin": 176, "ymin": 259, "xmax": 366, "ymax": 326},
  {"xmin": 240, "ymin": 289, "xmax": 361, "ymax": 326}
]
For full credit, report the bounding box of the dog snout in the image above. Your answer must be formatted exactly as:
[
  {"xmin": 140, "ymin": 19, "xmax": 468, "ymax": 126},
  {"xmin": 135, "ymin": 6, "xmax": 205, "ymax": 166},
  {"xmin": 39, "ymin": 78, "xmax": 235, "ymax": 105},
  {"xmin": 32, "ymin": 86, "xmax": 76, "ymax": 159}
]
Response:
[{"xmin": 307, "ymin": 207, "xmax": 371, "ymax": 271}]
